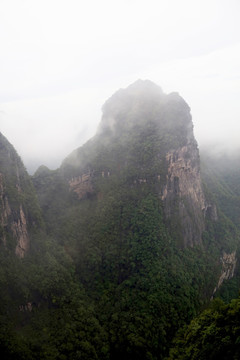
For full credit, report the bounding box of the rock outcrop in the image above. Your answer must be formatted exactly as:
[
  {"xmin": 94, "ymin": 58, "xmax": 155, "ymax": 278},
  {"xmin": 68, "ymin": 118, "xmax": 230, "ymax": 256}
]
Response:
[
  {"xmin": 0, "ymin": 173, "xmax": 11, "ymax": 246},
  {"xmin": 61, "ymin": 80, "xmax": 218, "ymax": 247},
  {"xmin": 161, "ymin": 141, "xmax": 217, "ymax": 246},
  {"xmin": 213, "ymin": 251, "xmax": 237, "ymax": 295},
  {"xmin": 0, "ymin": 172, "xmax": 30, "ymax": 257},
  {"xmin": 0, "ymin": 133, "xmax": 42, "ymax": 257},
  {"xmin": 68, "ymin": 172, "xmax": 93, "ymax": 199},
  {"xmin": 13, "ymin": 205, "xmax": 29, "ymax": 258}
]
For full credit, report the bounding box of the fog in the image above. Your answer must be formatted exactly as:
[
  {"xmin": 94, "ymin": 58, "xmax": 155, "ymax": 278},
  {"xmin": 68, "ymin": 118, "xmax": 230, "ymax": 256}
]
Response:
[{"xmin": 0, "ymin": 0, "xmax": 240, "ymax": 173}]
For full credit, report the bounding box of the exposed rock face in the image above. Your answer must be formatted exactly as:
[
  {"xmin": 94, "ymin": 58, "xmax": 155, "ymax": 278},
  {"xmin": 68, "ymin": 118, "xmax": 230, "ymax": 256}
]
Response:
[
  {"xmin": 0, "ymin": 173, "xmax": 11, "ymax": 246},
  {"xmin": 13, "ymin": 205, "xmax": 29, "ymax": 258},
  {"xmin": 68, "ymin": 172, "xmax": 93, "ymax": 199},
  {"xmin": 0, "ymin": 170, "xmax": 29, "ymax": 257},
  {"xmin": 161, "ymin": 140, "xmax": 217, "ymax": 246},
  {"xmin": 0, "ymin": 133, "xmax": 41, "ymax": 258},
  {"xmin": 62, "ymin": 80, "xmax": 218, "ymax": 248},
  {"xmin": 213, "ymin": 251, "xmax": 237, "ymax": 294}
]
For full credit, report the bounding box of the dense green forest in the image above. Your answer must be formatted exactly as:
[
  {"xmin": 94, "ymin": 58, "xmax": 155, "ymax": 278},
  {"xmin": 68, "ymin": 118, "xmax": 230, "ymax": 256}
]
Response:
[
  {"xmin": 0, "ymin": 81, "xmax": 240, "ymax": 359},
  {"xmin": 168, "ymin": 297, "xmax": 240, "ymax": 359}
]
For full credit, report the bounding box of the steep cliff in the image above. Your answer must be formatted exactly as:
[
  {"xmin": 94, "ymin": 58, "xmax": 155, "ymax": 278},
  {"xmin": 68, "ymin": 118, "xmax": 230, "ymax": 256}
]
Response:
[
  {"xmin": 0, "ymin": 133, "xmax": 42, "ymax": 257},
  {"xmin": 60, "ymin": 80, "xmax": 214, "ymax": 247},
  {"xmin": 33, "ymin": 80, "xmax": 237, "ymax": 258},
  {"xmin": 162, "ymin": 142, "xmax": 218, "ymax": 246},
  {"xmin": 29, "ymin": 80, "xmax": 239, "ymax": 359}
]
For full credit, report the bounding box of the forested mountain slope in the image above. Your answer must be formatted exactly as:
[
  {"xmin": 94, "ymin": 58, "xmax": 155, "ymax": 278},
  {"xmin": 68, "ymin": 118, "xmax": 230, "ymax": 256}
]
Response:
[
  {"xmin": 0, "ymin": 80, "xmax": 239, "ymax": 359},
  {"xmin": 201, "ymin": 151, "xmax": 240, "ymax": 229},
  {"xmin": 168, "ymin": 296, "xmax": 240, "ymax": 359},
  {"xmin": 0, "ymin": 136, "xmax": 107, "ymax": 359},
  {"xmin": 200, "ymin": 151, "xmax": 240, "ymax": 303}
]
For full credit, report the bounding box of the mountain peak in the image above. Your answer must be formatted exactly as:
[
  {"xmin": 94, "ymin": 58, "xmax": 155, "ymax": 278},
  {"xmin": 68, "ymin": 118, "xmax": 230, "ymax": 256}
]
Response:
[
  {"xmin": 101, "ymin": 79, "xmax": 163, "ymax": 113},
  {"xmin": 124, "ymin": 78, "xmax": 163, "ymax": 93},
  {"xmin": 98, "ymin": 79, "xmax": 191, "ymax": 141}
]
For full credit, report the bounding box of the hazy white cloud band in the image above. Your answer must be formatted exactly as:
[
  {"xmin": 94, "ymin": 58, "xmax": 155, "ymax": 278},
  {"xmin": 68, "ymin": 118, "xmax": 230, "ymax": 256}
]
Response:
[{"xmin": 0, "ymin": 0, "xmax": 239, "ymax": 172}]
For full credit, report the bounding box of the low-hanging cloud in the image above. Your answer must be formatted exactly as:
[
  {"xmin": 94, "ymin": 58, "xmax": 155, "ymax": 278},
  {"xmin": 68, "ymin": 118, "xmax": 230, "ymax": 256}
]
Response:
[{"xmin": 0, "ymin": 0, "xmax": 239, "ymax": 172}]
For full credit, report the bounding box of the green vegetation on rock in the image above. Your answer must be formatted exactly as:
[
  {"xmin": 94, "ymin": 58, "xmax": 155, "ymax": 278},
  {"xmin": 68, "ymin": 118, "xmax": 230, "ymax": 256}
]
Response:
[{"xmin": 0, "ymin": 81, "xmax": 240, "ymax": 359}]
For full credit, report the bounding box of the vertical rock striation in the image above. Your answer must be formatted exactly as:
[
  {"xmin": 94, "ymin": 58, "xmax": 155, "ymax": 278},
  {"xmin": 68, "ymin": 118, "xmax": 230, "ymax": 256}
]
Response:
[
  {"xmin": 0, "ymin": 133, "xmax": 41, "ymax": 257},
  {"xmin": 213, "ymin": 251, "xmax": 237, "ymax": 295},
  {"xmin": 161, "ymin": 141, "xmax": 217, "ymax": 246},
  {"xmin": 13, "ymin": 205, "xmax": 29, "ymax": 258}
]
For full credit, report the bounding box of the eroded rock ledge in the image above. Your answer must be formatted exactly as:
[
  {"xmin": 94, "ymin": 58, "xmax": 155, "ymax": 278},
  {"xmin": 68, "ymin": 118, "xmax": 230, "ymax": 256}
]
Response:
[{"xmin": 68, "ymin": 171, "xmax": 93, "ymax": 199}]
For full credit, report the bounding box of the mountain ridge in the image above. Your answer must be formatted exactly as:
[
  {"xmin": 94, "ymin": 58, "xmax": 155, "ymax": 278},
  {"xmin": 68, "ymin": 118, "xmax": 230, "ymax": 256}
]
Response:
[{"xmin": 0, "ymin": 80, "xmax": 239, "ymax": 359}]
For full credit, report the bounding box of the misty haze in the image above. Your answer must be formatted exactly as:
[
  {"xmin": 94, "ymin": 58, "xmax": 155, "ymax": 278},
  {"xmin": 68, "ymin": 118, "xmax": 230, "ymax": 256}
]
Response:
[{"xmin": 0, "ymin": 1, "xmax": 240, "ymax": 359}]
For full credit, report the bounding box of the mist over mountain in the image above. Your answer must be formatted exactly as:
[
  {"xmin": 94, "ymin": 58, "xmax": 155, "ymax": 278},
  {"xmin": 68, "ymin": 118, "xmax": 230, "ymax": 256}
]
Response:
[{"xmin": 0, "ymin": 80, "xmax": 240, "ymax": 359}]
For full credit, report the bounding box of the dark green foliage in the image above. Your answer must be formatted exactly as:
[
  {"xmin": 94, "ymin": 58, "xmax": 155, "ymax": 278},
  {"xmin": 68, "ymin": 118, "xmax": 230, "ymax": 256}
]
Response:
[
  {"xmin": 201, "ymin": 151, "xmax": 240, "ymax": 230},
  {"xmin": 1, "ymin": 82, "xmax": 240, "ymax": 359},
  {"xmin": 168, "ymin": 296, "xmax": 240, "ymax": 360},
  {"xmin": 201, "ymin": 151, "xmax": 240, "ymax": 302},
  {"xmin": 0, "ymin": 239, "xmax": 108, "ymax": 360},
  {"xmin": 33, "ymin": 142, "xmax": 224, "ymax": 359}
]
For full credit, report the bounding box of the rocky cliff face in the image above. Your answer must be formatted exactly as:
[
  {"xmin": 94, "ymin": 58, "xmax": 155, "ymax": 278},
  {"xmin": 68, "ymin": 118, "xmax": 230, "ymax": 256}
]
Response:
[
  {"xmin": 0, "ymin": 177, "xmax": 29, "ymax": 258},
  {"xmin": 213, "ymin": 251, "xmax": 237, "ymax": 295},
  {"xmin": 13, "ymin": 204, "xmax": 29, "ymax": 258},
  {"xmin": 68, "ymin": 171, "xmax": 94, "ymax": 199},
  {"xmin": 11, "ymin": 80, "xmax": 239, "ymax": 359},
  {"xmin": 0, "ymin": 133, "xmax": 41, "ymax": 257},
  {"xmin": 162, "ymin": 141, "xmax": 217, "ymax": 246},
  {"xmin": 59, "ymin": 80, "xmax": 218, "ymax": 248}
]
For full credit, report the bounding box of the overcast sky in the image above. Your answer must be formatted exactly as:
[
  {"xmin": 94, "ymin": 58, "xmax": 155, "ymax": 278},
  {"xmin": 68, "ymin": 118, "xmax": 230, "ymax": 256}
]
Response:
[{"xmin": 0, "ymin": 0, "xmax": 240, "ymax": 173}]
